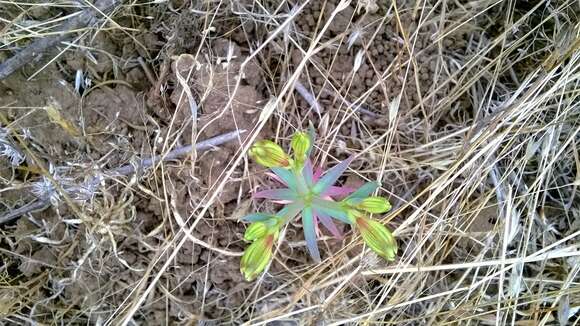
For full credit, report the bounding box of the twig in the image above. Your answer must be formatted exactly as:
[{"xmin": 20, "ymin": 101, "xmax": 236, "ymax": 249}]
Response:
[
  {"xmin": 0, "ymin": 130, "xmax": 245, "ymax": 225},
  {"xmin": 0, "ymin": 200, "xmax": 48, "ymax": 225},
  {"xmin": 0, "ymin": 0, "xmax": 121, "ymax": 80},
  {"xmin": 106, "ymin": 129, "xmax": 242, "ymax": 177}
]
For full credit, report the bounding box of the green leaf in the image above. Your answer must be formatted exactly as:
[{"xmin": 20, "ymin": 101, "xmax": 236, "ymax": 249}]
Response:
[
  {"xmin": 271, "ymin": 167, "xmax": 298, "ymax": 192},
  {"xmin": 242, "ymin": 213, "xmax": 274, "ymax": 222},
  {"xmin": 312, "ymin": 198, "xmax": 351, "ymax": 224},
  {"xmin": 279, "ymin": 202, "xmax": 304, "ymax": 222},
  {"xmin": 303, "ymin": 159, "xmax": 314, "ymax": 186},
  {"xmin": 345, "ymin": 181, "xmax": 380, "ymax": 204},
  {"xmin": 312, "ymin": 156, "xmax": 354, "ymax": 194},
  {"xmin": 302, "ymin": 206, "xmax": 321, "ymax": 262},
  {"xmin": 314, "ymin": 209, "xmax": 343, "ymax": 239}
]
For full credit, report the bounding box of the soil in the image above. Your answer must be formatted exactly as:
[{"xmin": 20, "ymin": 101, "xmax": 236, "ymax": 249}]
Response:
[
  {"xmin": 0, "ymin": 6, "xmax": 272, "ymax": 317},
  {"xmin": 291, "ymin": 0, "xmax": 470, "ymax": 115}
]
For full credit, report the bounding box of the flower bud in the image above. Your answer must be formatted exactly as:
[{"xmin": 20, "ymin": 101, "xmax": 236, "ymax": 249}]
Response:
[
  {"xmin": 357, "ymin": 196, "xmax": 392, "ymax": 214},
  {"xmin": 248, "ymin": 140, "xmax": 290, "ymax": 168},
  {"xmin": 355, "ymin": 216, "xmax": 397, "ymax": 261},
  {"xmin": 240, "ymin": 233, "xmax": 275, "ymax": 281},
  {"xmin": 291, "ymin": 131, "xmax": 310, "ymax": 162},
  {"xmin": 244, "ymin": 222, "xmax": 268, "ymax": 241}
]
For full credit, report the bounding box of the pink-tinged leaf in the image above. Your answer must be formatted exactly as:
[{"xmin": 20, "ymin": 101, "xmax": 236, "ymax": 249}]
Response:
[
  {"xmin": 254, "ymin": 189, "xmax": 297, "ymax": 201},
  {"xmin": 314, "ymin": 209, "xmax": 343, "ymax": 239},
  {"xmin": 303, "ymin": 159, "xmax": 314, "ymax": 186},
  {"xmin": 312, "ymin": 156, "xmax": 354, "ymax": 194},
  {"xmin": 313, "ymin": 215, "xmax": 321, "ymax": 236},
  {"xmin": 265, "ymin": 172, "xmax": 286, "ymax": 186},
  {"xmin": 272, "ymin": 200, "xmax": 293, "ymax": 204},
  {"xmin": 271, "ymin": 167, "xmax": 297, "ymax": 191},
  {"xmin": 322, "ymin": 186, "xmax": 356, "ymax": 199},
  {"xmin": 312, "ymin": 198, "xmax": 351, "ymax": 224},
  {"xmin": 313, "ymin": 167, "xmax": 323, "ymax": 182},
  {"xmin": 302, "ymin": 206, "xmax": 321, "ymax": 262}
]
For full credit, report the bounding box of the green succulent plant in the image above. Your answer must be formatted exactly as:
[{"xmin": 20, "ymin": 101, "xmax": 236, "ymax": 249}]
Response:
[{"xmin": 241, "ymin": 130, "xmax": 397, "ymax": 281}]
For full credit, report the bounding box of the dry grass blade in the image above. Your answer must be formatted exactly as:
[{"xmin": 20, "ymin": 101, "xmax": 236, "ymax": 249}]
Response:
[
  {"xmin": 0, "ymin": 0, "xmax": 579, "ymax": 324},
  {"xmin": 0, "ymin": 0, "xmax": 122, "ymax": 80}
]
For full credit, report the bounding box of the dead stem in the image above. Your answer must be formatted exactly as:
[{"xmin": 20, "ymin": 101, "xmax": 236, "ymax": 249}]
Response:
[
  {"xmin": 0, "ymin": 0, "xmax": 121, "ymax": 80},
  {"xmin": 0, "ymin": 130, "xmax": 245, "ymax": 224}
]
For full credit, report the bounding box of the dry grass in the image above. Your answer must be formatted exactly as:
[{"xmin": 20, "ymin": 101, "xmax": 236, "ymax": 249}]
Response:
[{"xmin": 0, "ymin": 0, "xmax": 579, "ymax": 324}]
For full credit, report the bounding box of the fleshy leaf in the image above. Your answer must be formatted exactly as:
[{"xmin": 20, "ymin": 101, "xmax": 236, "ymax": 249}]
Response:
[
  {"xmin": 312, "ymin": 156, "xmax": 354, "ymax": 194},
  {"xmin": 302, "ymin": 206, "xmax": 321, "ymax": 262},
  {"xmin": 345, "ymin": 181, "xmax": 380, "ymax": 204},
  {"xmin": 322, "ymin": 186, "xmax": 356, "ymax": 199},
  {"xmin": 312, "ymin": 198, "xmax": 351, "ymax": 224},
  {"xmin": 265, "ymin": 172, "xmax": 286, "ymax": 186},
  {"xmin": 242, "ymin": 213, "xmax": 274, "ymax": 222},
  {"xmin": 314, "ymin": 209, "xmax": 343, "ymax": 239},
  {"xmin": 271, "ymin": 200, "xmax": 293, "ymax": 205},
  {"xmin": 254, "ymin": 188, "xmax": 298, "ymax": 201},
  {"xmin": 279, "ymin": 202, "xmax": 303, "ymax": 221},
  {"xmin": 303, "ymin": 159, "xmax": 314, "ymax": 186},
  {"xmin": 271, "ymin": 167, "xmax": 297, "ymax": 192},
  {"xmin": 313, "ymin": 167, "xmax": 323, "ymax": 182},
  {"xmin": 307, "ymin": 123, "xmax": 316, "ymax": 156}
]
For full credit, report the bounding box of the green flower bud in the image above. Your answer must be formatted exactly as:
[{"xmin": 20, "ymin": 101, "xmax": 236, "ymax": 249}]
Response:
[
  {"xmin": 357, "ymin": 196, "xmax": 392, "ymax": 214},
  {"xmin": 240, "ymin": 233, "xmax": 276, "ymax": 281},
  {"xmin": 355, "ymin": 216, "xmax": 397, "ymax": 261},
  {"xmin": 248, "ymin": 140, "xmax": 291, "ymax": 168},
  {"xmin": 291, "ymin": 131, "xmax": 311, "ymax": 162},
  {"xmin": 244, "ymin": 222, "xmax": 268, "ymax": 241}
]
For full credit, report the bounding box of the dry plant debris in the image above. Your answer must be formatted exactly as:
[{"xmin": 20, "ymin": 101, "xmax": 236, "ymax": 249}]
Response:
[{"xmin": 0, "ymin": 0, "xmax": 579, "ymax": 324}]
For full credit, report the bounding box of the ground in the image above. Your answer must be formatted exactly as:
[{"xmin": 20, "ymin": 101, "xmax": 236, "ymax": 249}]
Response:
[{"xmin": 0, "ymin": 0, "xmax": 579, "ymax": 325}]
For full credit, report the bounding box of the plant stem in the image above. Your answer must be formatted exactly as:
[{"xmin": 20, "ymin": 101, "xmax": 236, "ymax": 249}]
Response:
[
  {"xmin": 0, "ymin": 130, "xmax": 245, "ymax": 224},
  {"xmin": 0, "ymin": 0, "xmax": 122, "ymax": 80}
]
